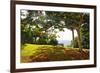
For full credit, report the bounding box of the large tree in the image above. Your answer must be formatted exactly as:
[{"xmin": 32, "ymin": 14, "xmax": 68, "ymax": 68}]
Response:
[
  {"xmin": 58, "ymin": 12, "xmax": 86, "ymax": 51},
  {"xmin": 46, "ymin": 11, "xmax": 83, "ymax": 51}
]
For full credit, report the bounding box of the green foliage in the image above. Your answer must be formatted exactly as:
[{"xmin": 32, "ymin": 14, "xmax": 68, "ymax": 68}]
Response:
[
  {"xmin": 21, "ymin": 24, "xmax": 33, "ymax": 44},
  {"xmin": 21, "ymin": 10, "xmax": 59, "ymax": 45},
  {"xmin": 81, "ymin": 14, "xmax": 90, "ymax": 49},
  {"xmin": 49, "ymin": 39, "xmax": 58, "ymax": 45},
  {"xmin": 21, "ymin": 10, "xmax": 89, "ymax": 50}
]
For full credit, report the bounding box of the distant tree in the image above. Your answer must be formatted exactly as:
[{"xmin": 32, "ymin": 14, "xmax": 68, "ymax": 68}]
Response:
[{"xmin": 49, "ymin": 39, "xmax": 58, "ymax": 45}]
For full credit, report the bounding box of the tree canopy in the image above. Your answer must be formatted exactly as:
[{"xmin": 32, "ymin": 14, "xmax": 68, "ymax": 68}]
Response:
[{"xmin": 21, "ymin": 10, "xmax": 90, "ymax": 50}]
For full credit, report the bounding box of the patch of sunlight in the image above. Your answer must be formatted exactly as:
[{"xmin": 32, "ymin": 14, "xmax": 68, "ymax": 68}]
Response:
[{"xmin": 21, "ymin": 44, "xmax": 53, "ymax": 56}]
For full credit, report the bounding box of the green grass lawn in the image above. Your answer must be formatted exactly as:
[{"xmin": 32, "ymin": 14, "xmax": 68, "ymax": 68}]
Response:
[
  {"xmin": 21, "ymin": 44, "xmax": 89, "ymax": 63},
  {"xmin": 21, "ymin": 44, "xmax": 53, "ymax": 56}
]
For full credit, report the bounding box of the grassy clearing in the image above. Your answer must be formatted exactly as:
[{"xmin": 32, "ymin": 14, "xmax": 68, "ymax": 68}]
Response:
[
  {"xmin": 21, "ymin": 44, "xmax": 89, "ymax": 63},
  {"xmin": 21, "ymin": 44, "xmax": 52, "ymax": 56}
]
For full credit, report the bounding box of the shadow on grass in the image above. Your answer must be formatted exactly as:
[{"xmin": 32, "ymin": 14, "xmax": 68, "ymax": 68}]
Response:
[{"xmin": 21, "ymin": 45, "xmax": 89, "ymax": 63}]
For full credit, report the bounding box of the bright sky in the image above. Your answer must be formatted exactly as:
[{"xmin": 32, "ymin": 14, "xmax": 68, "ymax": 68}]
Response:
[{"xmin": 56, "ymin": 28, "xmax": 78, "ymax": 41}]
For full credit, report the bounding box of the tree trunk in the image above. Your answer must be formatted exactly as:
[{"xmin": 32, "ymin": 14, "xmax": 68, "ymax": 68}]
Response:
[
  {"xmin": 76, "ymin": 14, "xmax": 84, "ymax": 52},
  {"xmin": 72, "ymin": 29, "xmax": 74, "ymax": 48},
  {"xmin": 76, "ymin": 28, "xmax": 82, "ymax": 52}
]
